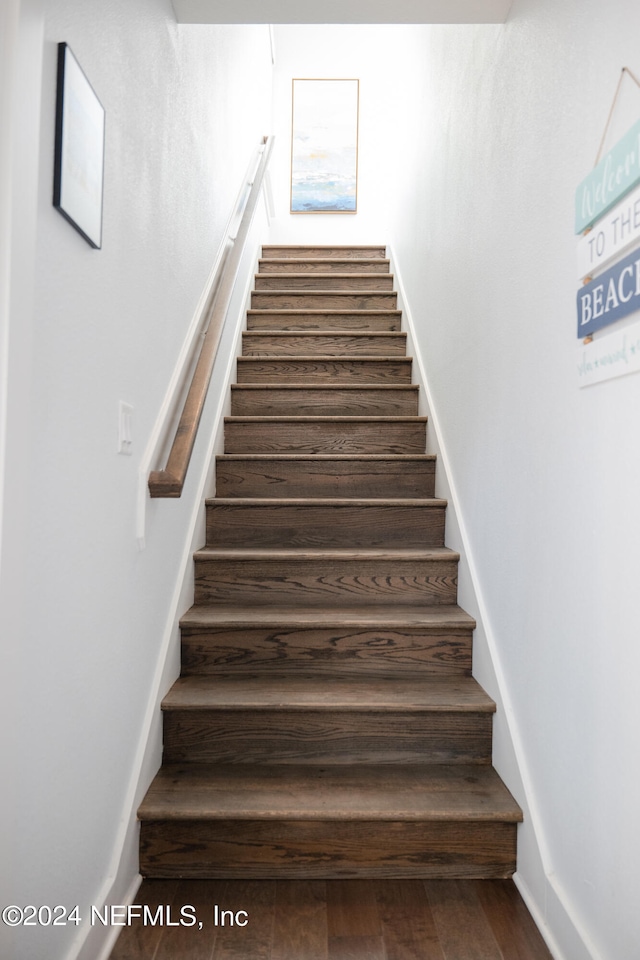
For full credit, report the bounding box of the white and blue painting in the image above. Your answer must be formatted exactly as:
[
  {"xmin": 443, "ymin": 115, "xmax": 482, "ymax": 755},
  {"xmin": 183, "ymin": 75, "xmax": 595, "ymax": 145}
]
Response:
[{"xmin": 291, "ymin": 79, "xmax": 359, "ymax": 214}]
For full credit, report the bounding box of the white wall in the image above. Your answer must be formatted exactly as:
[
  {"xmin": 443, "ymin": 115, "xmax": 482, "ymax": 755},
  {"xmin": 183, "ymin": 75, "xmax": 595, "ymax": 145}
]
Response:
[
  {"xmin": 268, "ymin": 25, "xmax": 429, "ymax": 245},
  {"xmin": 0, "ymin": 3, "xmax": 272, "ymax": 958},
  {"xmin": 269, "ymin": 10, "xmax": 640, "ymax": 959},
  {"xmin": 385, "ymin": 6, "xmax": 640, "ymax": 959}
]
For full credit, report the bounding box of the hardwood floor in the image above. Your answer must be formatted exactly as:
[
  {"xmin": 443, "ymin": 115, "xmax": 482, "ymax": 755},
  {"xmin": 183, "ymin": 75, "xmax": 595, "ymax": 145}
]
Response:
[{"xmin": 109, "ymin": 878, "xmax": 553, "ymax": 959}]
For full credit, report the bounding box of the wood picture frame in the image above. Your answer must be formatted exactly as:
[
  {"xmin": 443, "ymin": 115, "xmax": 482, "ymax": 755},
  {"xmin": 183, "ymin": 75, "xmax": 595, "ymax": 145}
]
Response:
[
  {"xmin": 291, "ymin": 78, "xmax": 359, "ymax": 214},
  {"xmin": 53, "ymin": 42, "xmax": 105, "ymax": 249}
]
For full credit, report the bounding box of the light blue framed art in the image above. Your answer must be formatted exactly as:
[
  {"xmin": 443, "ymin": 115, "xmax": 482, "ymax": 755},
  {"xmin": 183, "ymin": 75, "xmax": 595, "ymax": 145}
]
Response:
[{"xmin": 290, "ymin": 78, "xmax": 359, "ymax": 214}]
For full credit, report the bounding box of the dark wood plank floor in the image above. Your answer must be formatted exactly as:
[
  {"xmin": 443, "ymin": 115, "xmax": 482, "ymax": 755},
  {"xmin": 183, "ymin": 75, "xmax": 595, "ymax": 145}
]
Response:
[{"xmin": 109, "ymin": 878, "xmax": 553, "ymax": 959}]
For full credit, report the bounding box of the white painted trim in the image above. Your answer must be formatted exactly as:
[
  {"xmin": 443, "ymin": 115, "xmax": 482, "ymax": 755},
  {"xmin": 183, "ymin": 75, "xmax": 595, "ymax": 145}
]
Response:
[
  {"xmin": 92, "ymin": 873, "xmax": 142, "ymax": 960},
  {"xmin": 0, "ymin": 0, "xmax": 19, "ymax": 581},
  {"xmin": 388, "ymin": 244, "xmax": 598, "ymax": 960},
  {"xmin": 514, "ymin": 873, "xmax": 568, "ymax": 960},
  {"xmin": 69, "ymin": 237, "xmax": 262, "ymax": 960}
]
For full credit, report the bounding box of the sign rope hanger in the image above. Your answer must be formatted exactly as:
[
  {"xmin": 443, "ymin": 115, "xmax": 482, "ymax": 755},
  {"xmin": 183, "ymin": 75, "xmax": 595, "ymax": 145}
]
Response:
[{"xmin": 595, "ymin": 66, "xmax": 640, "ymax": 167}]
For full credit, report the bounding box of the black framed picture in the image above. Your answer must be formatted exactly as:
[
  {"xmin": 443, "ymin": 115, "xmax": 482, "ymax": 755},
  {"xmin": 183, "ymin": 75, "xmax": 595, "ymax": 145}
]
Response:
[{"xmin": 53, "ymin": 42, "xmax": 105, "ymax": 249}]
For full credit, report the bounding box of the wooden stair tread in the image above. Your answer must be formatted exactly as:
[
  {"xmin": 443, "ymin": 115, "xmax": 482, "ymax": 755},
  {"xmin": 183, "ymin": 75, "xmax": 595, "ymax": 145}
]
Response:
[
  {"xmin": 161, "ymin": 676, "xmax": 495, "ymax": 712},
  {"xmin": 231, "ymin": 385, "xmax": 417, "ymax": 395},
  {"xmin": 225, "ymin": 416, "xmax": 426, "ymax": 423},
  {"xmin": 254, "ymin": 273, "xmax": 395, "ymax": 280},
  {"xmin": 207, "ymin": 497, "xmax": 447, "ymax": 507},
  {"xmin": 180, "ymin": 603, "xmax": 475, "ymax": 630},
  {"xmin": 262, "ymin": 245, "xmax": 387, "ymax": 254},
  {"xmin": 247, "ymin": 310, "xmax": 402, "ymax": 319},
  {"xmin": 194, "ymin": 545, "xmax": 460, "ymax": 561},
  {"xmin": 258, "ymin": 258, "xmax": 391, "ymax": 268},
  {"xmin": 251, "ymin": 294, "xmax": 398, "ymax": 306},
  {"xmin": 217, "ymin": 453, "xmax": 435, "ymax": 460},
  {"xmin": 247, "ymin": 307, "xmax": 402, "ymax": 316},
  {"xmin": 242, "ymin": 332, "xmax": 405, "ymax": 339},
  {"xmin": 138, "ymin": 763, "xmax": 521, "ymax": 822},
  {"xmin": 238, "ymin": 355, "xmax": 410, "ymax": 361}
]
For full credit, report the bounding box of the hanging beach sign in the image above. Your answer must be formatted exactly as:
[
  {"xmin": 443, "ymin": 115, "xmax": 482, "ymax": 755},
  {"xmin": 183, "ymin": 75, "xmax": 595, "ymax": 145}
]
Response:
[
  {"xmin": 575, "ymin": 117, "xmax": 640, "ymax": 234},
  {"xmin": 574, "ymin": 66, "xmax": 640, "ymax": 360},
  {"xmin": 577, "ymin": 245, "xmax": 640, "ymax": 337},
  {"xmin": 576, "ymin": 181, "xmax": 640, "ymax": 280}
]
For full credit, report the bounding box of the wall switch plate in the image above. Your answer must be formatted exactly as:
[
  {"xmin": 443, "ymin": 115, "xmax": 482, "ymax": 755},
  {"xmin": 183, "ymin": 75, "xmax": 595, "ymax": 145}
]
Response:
[{"xmin": 118, "ymin": 401, "xmax": 133, "ymax": 455}]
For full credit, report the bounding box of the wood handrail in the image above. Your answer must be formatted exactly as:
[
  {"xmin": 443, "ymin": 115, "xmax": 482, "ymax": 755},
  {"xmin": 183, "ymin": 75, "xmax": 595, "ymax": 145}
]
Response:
[{"xmin": 148, "ymin": 135, "xmax": 274, "ymax": 498}]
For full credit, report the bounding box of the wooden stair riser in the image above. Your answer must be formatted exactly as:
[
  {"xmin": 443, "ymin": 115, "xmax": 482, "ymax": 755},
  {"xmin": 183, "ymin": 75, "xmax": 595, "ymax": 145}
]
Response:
[
  {"xmin": 237, "ymin": 358, "xmax": 412, "ymax": 384},
  {"xmin": 230, "ymin": 386, "xmax": 419, "ymax": 417},
  {"xmin": 261, "ymin": 245, "xmax": 387, "ymax": 259},
  {"xmin": 162, "ymin": 710, "xmax": 493, "ymax": 765},
  {"xmin": 224, "ymin": 418, "xmax": 426, "ymax": 455},
  {"xmin": 251, "ymin": 292, "xmax": 397, "ymax": 310},
  {"xmin": 258, "ymin": 258, "xmax": 391, "ymax": 275},
  {"xmin": 241, "ymin": 333, "xmax": 407, "ymax": 357},
  {"xmin": 215, "ymin": 455, "xmax": 436, "ymax": 499},
  {"xmin": 247, "ymin": 311, "xmax": 402, "ymax": 331},
  {"xmin": 193, "ymin": 554, "xmax": 459, "ymax": 606},
  {"xmin": 254, "ymin": 274, "xmax": 394, "ymax": 292},
  {"xmin": 140, "ymin": 819, "xmax": 518, "ymax": 880},
  {"xmin": 180, "ymin": 625, "xmax": 473, "ymax": 678},
  {"xmin": 205, "ymin": 500, "xmax": 446, "ymax": 549}
]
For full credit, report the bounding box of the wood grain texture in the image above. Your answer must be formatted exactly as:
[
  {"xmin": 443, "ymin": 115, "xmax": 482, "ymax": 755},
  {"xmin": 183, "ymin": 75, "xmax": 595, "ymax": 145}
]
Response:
[
  {"xmin": 374, "ymin": 878, "xmax": 445, "ymax": 960},
  {"xmin": 179, "ymin": 606, "xmax": 473, "ymax": 678},
  {"xmin": 474, "ymin": 879, "xmax": 555, "ymax": 959},
  {"xmin": 230, "ymin": 385, "xmax": 419, "ymax": 416},
  {"xmin": 241, "ymin": 332, "xmax": 407, "ymax": 356},
  {"xmin": 161, "ymin": 712, "xmax": 492, "ymax": 765},
  {"xmin": 162, "ymin": 675, "xmax": 494, "ymax": 711},
  {"xmin": 109, "ymin": 879, "xmax": 553, "ymax": 960},
  {"xmin": 423, "ymin": 879, "xmax": 505, "ymax": 960},
  {"xmin": 223, "ymin": 417, "xmax": 427, "ymax": 455},
  {"xmin": 138, "ymin": 764, "xmax": 522, "ymax": 823},
  {"xmin": 259, "ymin": 258, "xmax": 390, "ymax": 274},
  {"xmin": 152, "ymin": 880, "xmax": 228, "ymax": 960},
  {"xmin": 246, "ymin": 310, "xmax": 402, "ymax": 331},
  {"xmin": 250, "ymin": 292, "xmax": 397, "ymax": 310},
  {"xmin": 215, "ymin": 454, "xmax": 435, "ymax": 499},
  {"xmin": 139, "ymin": 819, "xmax": 518, "ymax": 880},
  {"xmin": 205, "ymin": 498, "xmax": 446, "ymax": 548},
  {"xmin": 207, "ymin": 880, "xmax": 276, "ymax": 960},
  {"xmin": 261, "ymin": 246, "xmax": 387, "ymax": 259},
  {"xmin": 108, "ymin": 879, "xmax": 179, "ymax": 960},
  {"xmin": 327, "ymin": 880, "xmax": 382, "ymax": 938},
  {"xmin": 254, "ymin": 274, "xmax": 395, "ymax": 291},
  {"xmin": 193, "ymin": 547, "xmax": 460, "ymax": 606},
  {"xmin": 328, "ymin": 935, "xmax": 386, "ymax": 959},
  {"xmin": 272, "ymin": 881, "xmax": 328, "ymax": 960},
  {"xmin": 236, "ymin": 356, "xmax": 412, "ymax": 384}
]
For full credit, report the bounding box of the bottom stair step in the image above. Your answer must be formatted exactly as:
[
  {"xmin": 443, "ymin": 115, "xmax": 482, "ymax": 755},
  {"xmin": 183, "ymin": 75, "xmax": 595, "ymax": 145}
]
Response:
[{"xmin": 138, "ymin": 764, "xmax": 522, "ymax": 879}]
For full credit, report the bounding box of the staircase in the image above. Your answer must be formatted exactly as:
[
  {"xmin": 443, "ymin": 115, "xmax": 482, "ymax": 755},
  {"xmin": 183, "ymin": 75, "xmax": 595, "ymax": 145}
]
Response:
[{"xmin": 138, "ymin": 244, "xmax": 522, "ymax": 879}]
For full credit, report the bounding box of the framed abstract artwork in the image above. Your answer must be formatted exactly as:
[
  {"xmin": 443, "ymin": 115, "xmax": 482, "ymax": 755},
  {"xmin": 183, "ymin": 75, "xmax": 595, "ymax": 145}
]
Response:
[
  {"xmin": 290, "ymin": 78, "xmax": 359, "ymax": 214},
  {"xmin": 53, "ymin": 42, "xmax": 106, "ymax": 248}
]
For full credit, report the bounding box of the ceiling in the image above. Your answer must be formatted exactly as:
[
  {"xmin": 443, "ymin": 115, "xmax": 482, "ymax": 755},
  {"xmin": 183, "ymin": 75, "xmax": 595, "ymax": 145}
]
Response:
[{"xmin": 171, "ymin": 0, "xmax": 513, "ymax": 24}]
